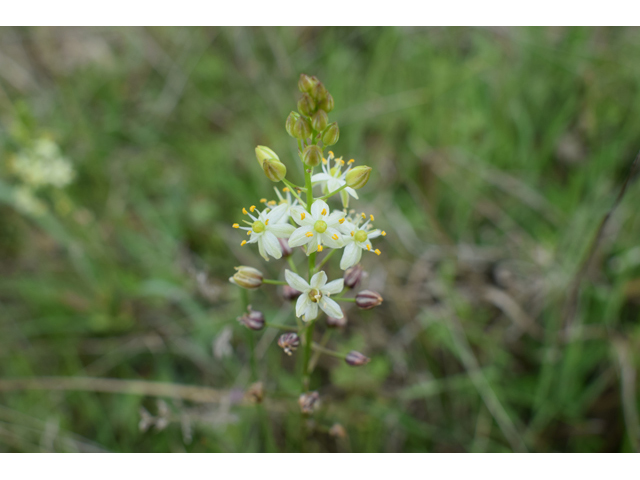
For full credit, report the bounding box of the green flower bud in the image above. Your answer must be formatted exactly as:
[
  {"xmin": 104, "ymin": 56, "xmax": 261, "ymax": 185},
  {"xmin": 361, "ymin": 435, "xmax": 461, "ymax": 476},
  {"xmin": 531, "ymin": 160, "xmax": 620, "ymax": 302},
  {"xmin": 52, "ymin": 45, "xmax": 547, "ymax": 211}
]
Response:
[
  {"xmin": 298, "ymin": 73, "xmax": 316, "ymax": 93},
  {"xmin": 263, "ymin": 158, "xmax": 287, "ymax": 182},
  {"xmin": 286, "ymin": 111, "xmax": 301, "ymax": 138},
  {"xmin": 322, "ymin": 122, "xmax": 340, "ymax": 146},
  {"xmin": 229, "ymin": 266, "xmax": 263, "ymax": 289},
  {"xmin": 292, "ymin": 116, "xmax": 312, "ymax": 139},
  {"xmin": 311, "ymin": 82, "xmax": 328, "ymax": 103},
  {"xmin": 302, "ymin": 145, "xmax": 322, "ymax": 167},
  {"xmin": 311, "ymin": 109, "xmax": 328, "ymax": 132},
  {"xmin": 255, "ymin": 145, "xmax": 279, "ymax": 167},
  {"xmin": 345, "ymin": 165, "xmax": 372, "ymax": 190},
  {"xmin": 318, "ymin": 93, "xmax": 334, "ymax": 113},
  {"xmin": 297, "ymin": 93, "xmax": 316, "ymax": 117}
]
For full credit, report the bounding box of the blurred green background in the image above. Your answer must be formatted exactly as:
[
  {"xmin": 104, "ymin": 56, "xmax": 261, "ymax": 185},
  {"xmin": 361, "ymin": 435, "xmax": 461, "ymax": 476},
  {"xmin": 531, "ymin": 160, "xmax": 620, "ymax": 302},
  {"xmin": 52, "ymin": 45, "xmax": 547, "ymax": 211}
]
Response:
[{"xmin": 1, "ymin": 26, "xmax": 640, "ymax": 452}]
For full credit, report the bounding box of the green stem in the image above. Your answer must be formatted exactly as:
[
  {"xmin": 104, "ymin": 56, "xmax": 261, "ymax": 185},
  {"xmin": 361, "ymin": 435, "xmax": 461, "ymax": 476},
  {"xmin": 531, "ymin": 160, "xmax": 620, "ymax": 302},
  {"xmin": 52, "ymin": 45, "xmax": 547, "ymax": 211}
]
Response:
[
  {"xmin": 263, "ymin": 279, "xmax": 287, "ymax": 285},
  {"xmin": 332, "ymin": 296, "xmax": 356, "ymax": 303},
  {"xmin": 287, "ymin": 256, "xmax": 298, "ymax": 274},
  {"xmin": 311, "ymin": 342, "xmax": 347, "ymax": 359},
  {"xmin": 316, "ymin": 248, "xmax": 337, "ymax": 271},
  {"xmin": 309, "ymin": 330, "xmax": 332, "ymax": 372},
  {"xmin": 281, "ymin": 178, "xmax": 307, "ymax": 207},
  {"xmin": 265, "ymin": 322, "xmax": 298, "ymax": 331},
  {"xmin": 317, "ymin": 183, "xmax": 348, "ymax": 201},
  {"xmin": 302, "ymin": 320, "xmax": 316, "ymax": 391}
]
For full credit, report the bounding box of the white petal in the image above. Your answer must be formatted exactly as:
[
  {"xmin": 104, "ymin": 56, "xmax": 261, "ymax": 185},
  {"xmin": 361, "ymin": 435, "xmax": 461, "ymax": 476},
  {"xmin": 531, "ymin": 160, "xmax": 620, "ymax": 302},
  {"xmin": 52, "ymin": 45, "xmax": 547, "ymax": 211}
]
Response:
[
  {"xmin": 319, "ymin": 297, "xmax": 342, "ymax": 319},
  {"xmin": 302, "ymin": 303, "xmax": 318, "ymax": 322},
  {"xmin": 262, "ymin": 232, "xmax": 282, "ymax": 259},
  {"xmin": 311, "ymin": 199, "xmax": 330, "ymax": 219},
  {"xmin": 266, "ymin": 203, "xmax": 289, "ymax": 224},
  {"xmin": 288, "ymin": 226, "xmax": 314, "ymax": 247},
  {"xmin": 310, "ymin": 270, "xmax": 328, "ymax": 289},
  {"xmin": 346, "ymin": 187, "xmax": 359, "ymax": 199},
  {"xmin": 323, "ymin": 278, "xmax": 344, "ymax": 295},
  {"xmin": 291, "ymin": 206, "xmax": 314, "ymax": 226},
  {"xmin": 305, "ymin": 237, "xmax": 319, "ymax": 255},
  {"xmin": 340, "ymin": 189, "xmax": 350, "ymax": 208},
  {"xmin": 268, "ymin": 223, "xmax": 295, "ymax": 238},
  {"xmin": 326, "ymin": 210, "xmax": 346, "ymax": 226},
  {"xmin": 311, "ymin": 173, "xmax": 332, "ymax": 183},
  {"xmin": 337, "ymin": 221, "xmax": 357, "ymax": 235},
  {"xmin": 340, "ymin": 242, "xmax": 360, "ymax": 270},
  {"xmin": 295, "ymin": 293, "xmax": 311, "ymax": 317},
  {"xmin": 285, "ymin": 269, "xmax": 310, "ymax": 292},
  {"xmin": 257, "ymin": 237, "xmax": 269, "ymax": 261},
  {"xmin": 321, "ymin": 228, "xmax": 344, "ymax": 248},
  {"xmin": 367, "ymin": 229, "xmax": 382, "ymax": 239}
]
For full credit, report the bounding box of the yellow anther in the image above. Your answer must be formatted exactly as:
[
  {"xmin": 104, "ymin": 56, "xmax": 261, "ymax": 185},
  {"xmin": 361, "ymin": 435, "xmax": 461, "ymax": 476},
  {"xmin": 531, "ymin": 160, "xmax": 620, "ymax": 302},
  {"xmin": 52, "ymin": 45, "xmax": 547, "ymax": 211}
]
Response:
[
  {"xmin": 339, "ymin": 218, "xmax": 345, "ymax": 224},
  {"xmin": 317, "ymin": 245, "xmax": 323, "ymax": 252},
  {"xmin": 301, "ymin": 212, "xmax": 306, "ymax": 220},
  {"xmin": 247, "ymin": 230, "xmax": 252, "ymax": 235},
  {"xmin": 321, "ymin": 208, "xmax": 327, "ymax": 216},
  {"xmin": 241, "ymin": 240, "xmax": 247, "ymax": 246},
  {"xmin": 374, "ymin": 249, "xmax": 381, "ymax": 255},
  {"xmin": 265, "ymin": 219, "xmax": 269, "ymax": 225},
  {"xmin": 259, "ymin": 198, "xmax": 267, "ymax": 203},
  {"xmin": 367, "ymin": 244, "xmax": 371, "ymax": 251},
  {"xmin": 268, "ymin": 201, "xmax": 276, "ymax": 206},
  {"xmin": 348, "ymin": 159, "xmax": 355, "ymax": 164},
  {"xmin": 350, "ymin": 231, "xmax": 355, "ymax": 236},
  {"xmin": 332, "ymin": 234, "xmax": 339, "ymax": 240},
  {"xmin": 250, "ymin": 205, "xmax": 256, "ymax": 212},
  {"xmin": 328, "ymin": 151, "xmax": 334, "ymax": 157},
  {"xmin": 296, "ymin": 189, "xmax": 301, "ymax": 194},
  {"xmin": 242, "ymin": 208, "xmax": 248, "ymax": 215},
  {"xmin": 306, "ymin": 232, "xmax": 314, "ymax": 237},
  {"xmin": 232, "ymin": 223, "xmax": 239, "ymax": 228},
  {"xmin": 381, "ymin": 231, "xmax": 386, "ymax": 236},
  {"xmin": 322, "ymin": 157, "xmax": 327, "ymax": 164},
  {"xmin": 361, "ymin": 212, "xmax": 366, "ymax": 219},
  {"xmin": 282, "ymin": 187, "xmax": 289, "ymax": 192},
  {"xmin": 370, "ymin": 214, "xmax": 375, "ymax": 221}
]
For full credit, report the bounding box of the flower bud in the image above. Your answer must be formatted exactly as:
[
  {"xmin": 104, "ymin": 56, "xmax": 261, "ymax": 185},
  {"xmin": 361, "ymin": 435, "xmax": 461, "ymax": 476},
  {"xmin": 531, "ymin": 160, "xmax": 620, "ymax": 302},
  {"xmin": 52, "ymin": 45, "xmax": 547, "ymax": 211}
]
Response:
[
  {"xmin": 263, "ymin": 158, "xmax": 287, "ymax": 182},
  {"xmin": 311, "ymin": 109, "xmax": 328, "ymax": 132},
  {"xmin": 302, "ymin": 145, "xmax": 323, "ymax": 167},
  {"xmin": 329, "ymin": 423, "xmax": 347, "ymax": 438},
  {"xmin": 245, "ymin": 381, "xmax": 264, "ymax": 404},
  {"xmin": 345, "ymin": 165, "xmax": 372, "ymax": 190},
  {"xmin": 311, "ymin": 82, "xmax": 328, "ymax": 103},
  {"xmin": 298, "ymin": 391, "xmax": 320, "ymax": 414},
  {"xmin": 343, "ymin": 264, "xmax": 364, "ymax": 289},
  {"xmin": 322, "ymin": 122, "xmax": 340, "ymax": 146},
  {"xmin": 318, "ymin": 93, "xmax": 334, "ymax": 113},
  {"xmin": 355, "ymin": 290, "xmax": 383, "ymax": 310},
  {"xmin": 285, "ymin": 111, "xmax": 301, "ymax": 138},
  {"xmin": 229, "ymin": 266, "xmax": 263, "ymax": 289},
  {"xmin": 282, "ymin": 285, "xmax": 302, "ymax": 301},
  {"xmin": 292, "ymin": 116, "xmax": 312, "ymax": 139},
  {"xmin": 345, "ymin": 350, "xmax": 371, "ymax": 366},
  {"xmin": 326, "ymin": 311, "xmax": 347, "ymax": 328},
  {"xmin": 255, "ymin": 145, "xmax": 279, "ymax": 167},
  {"xmin": 298, "ymin": 73, "xmax": 316, "ymax": 93},
  {"xmin": 277, "ymin": 332, "xmax": 300, "ymax": 356},
  {"xmin": 278, "ymin": 237, "xmax": 293, "ymax": 257},
  {"xmin": 297, "ymin": 93, "xmax": 316, "ymax": 117},
  {"xmin": 238, "ymin": 305, "xmax": 265, "ymax": 330}
]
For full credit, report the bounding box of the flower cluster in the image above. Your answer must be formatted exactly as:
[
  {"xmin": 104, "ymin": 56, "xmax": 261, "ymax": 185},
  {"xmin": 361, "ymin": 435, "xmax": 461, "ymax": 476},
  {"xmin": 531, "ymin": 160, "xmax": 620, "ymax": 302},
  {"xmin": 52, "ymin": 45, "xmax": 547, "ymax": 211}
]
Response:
[{"xmin": 227, "ymin": 74, "xmax": 385, "ymax": 421}]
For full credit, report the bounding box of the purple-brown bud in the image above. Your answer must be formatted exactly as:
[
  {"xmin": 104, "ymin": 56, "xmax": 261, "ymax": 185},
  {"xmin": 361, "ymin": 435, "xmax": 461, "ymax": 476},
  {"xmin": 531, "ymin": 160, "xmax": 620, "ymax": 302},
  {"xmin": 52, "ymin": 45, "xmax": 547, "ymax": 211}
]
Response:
[
  {"xmin": 355, "ymin": 290, "xmax": 383, "ymax": 310},
  {"xmin": 282, "ymin": 284, "xmax": 302, "ymax": 301},
  {"xmin": 277, "ymin": 332, "xmax": 300, "ymax": 356},
  {"xmin": 298, "ymin": 391, "xmax": 320, "ymax": 414},
  {"xmin": 245, "ymin": 381, "xmax": 264, "ymax": 404},
  {"xmin": 278, "ymin": 237, "xmax": 293, "ymax": 257},
  {"xmin": 345, "ymin": 350, "xmax": 371, "ymax": 367},
  {"xmin": 343, "ymin": 264, "xmax": 364, "ymax": 289},
  {"xmin": 237, "ymin": 305, "xmax": 265, "ymax": 330},
  {"xmin": 326, "ymin": 311, "xmax": 347, "ymax": 328},
  {"xmin": 329, "ymin": 423, "xmax": 347, "ymax": 438},
  {"xmin": 229, "ymin": 266, "xmax": 263, "ymax": 289}
]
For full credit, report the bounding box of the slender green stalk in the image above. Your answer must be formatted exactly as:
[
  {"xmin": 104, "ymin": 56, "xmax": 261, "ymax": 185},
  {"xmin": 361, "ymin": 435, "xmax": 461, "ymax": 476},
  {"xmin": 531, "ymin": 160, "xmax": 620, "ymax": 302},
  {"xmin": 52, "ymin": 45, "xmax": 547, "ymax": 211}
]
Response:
[
  {"xmin": 309, "ymin": 330, "xmax": 332, "ymax": 372},
  {"xmin": 265, "ymin": 322, "xmax": 298, "ymax": 331},
  {"xmin": 317, "ymin": 183, "xmax": 348, "ymax": 201},
  {"xmin": 316, "ymin": 248, "xmax": 337, "ymax": 271},
  {"xmin": 311, "ymin": 342, "xmax": 347, "ymax": 359},
  {"xmin": 263, "ymin": 279, "xmax": 287, "ymax": 286},
  {"xmin": 302, "ymin": 320, "xmax": 316, "ymax": 391},
  {"xmin": 281, "ymin": 178, "xmax": 307, "ymax": 207},
  {"xmin": 332, "ymin": 296, "xmax": 356, "ymax": 303},
  {"xmin": 287, "ymin": 256, "xmax": 298, "ymax": 274}
]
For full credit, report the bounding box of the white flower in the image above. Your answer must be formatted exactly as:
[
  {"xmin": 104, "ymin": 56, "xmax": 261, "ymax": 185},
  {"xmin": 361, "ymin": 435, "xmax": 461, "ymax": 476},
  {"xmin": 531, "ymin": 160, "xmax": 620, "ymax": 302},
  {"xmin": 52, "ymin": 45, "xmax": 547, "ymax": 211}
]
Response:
[
  {"xmin": 234, "ymin": 203, "xmax": 295, "ymax": 261},
  {"xmin": 285, "ymin": 269, "xmax": 344, "ymax": 322},
  {"xmin": 288, "ymin": 199, "xmax": 345, "ymax": 255},
  {"xmin": 337, "ymin": 214, "xmax": 385, "ymax": 270},
  {"xmin": 311, "ymin": 152, "xmax": 358, "ymax": 208},
  {"xmin": 272, "ymin": 186, "xmax": 299, "ymax": 223}
]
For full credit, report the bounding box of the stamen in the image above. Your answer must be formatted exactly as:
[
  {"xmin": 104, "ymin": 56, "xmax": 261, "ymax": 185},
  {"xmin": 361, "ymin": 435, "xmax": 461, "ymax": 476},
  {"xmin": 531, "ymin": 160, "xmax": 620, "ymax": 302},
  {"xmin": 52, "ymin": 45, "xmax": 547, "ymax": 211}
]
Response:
[
  {"xmin": 265, "ymin": 219, "xmax": 269, "ymax": 225},
  {"xmin": 381, "ymin": 231, "xmax": 387, "ymax": 236},
  {"xmin": 241, "ymin": 240, "xmax": 247, "ymax": 246},
  {"xmin": 322, "ymin": 157, "xmax": 327, "ymax": 164},
  {"xmin": 296, "ymin": 189, "xmax": 301, "ymax": 194},
  {"xmin": 370, "ymin": 214, "xmax": 375, "ymax": 221},
  {"xmin": 367, "ymin": 244, "xmax": 371, "ymax": 251},
  {"xmin": 282, "ymin": 187, "xmax": 289, "ymax": 192},
  {"xmin": 321, "ymin": 208, "xmax": 327, "ymax": 216},
  {"xmin": 232, "ymin": 223, "xmax": 239, "ymax": 228},
  {"xmin": 361, "ymin": 212, "xmax": 366, "ymax": 219},
  {"xmin": 348, "ymin": 159, "xmax": 355, "ymax": 164},
  {"xmin": 301, "ymin": 212, "xmax": 306, "ymax": 220},
  {"xmin": 247, "ymin": 231, "xmax": 252, "ymax": 235},
  {"xmin": 332, "ymin": 234, "xmax": 339, "ymax": 240},
  {"xmin": 306, "ymin": 232, "xmax": 314, "ymax": 237},
  {"xmin": 328, "ymin": 151, "xmax": 334, "ymax": 157},
  {"xmin": 317, "ymin": 245, "xmax": 323, "ymax": 252},
  {"xmin": 350, "ymin": 231, "xmax": 355, "ymax": 237},
  {"xmin": 374, "ymin": 249, "xmax": 381, "ymax": 255},
  {"xmin": 259, "ymin": 198, "xmax": 267, "ymax": 203},
  {"xmin": 250, "ymin": 205, "xmax": 256, "ymax": 212},
  {"xmin": 268, "ymin": 200, "xmax": 276, "ymax": 206},
  {"xmin": 242, "ymin": 208, "xmax": 248, "ymax": 215},
  {"xmin": 339, "ymin": 218, "xmax": 345, "ymax": 224}
]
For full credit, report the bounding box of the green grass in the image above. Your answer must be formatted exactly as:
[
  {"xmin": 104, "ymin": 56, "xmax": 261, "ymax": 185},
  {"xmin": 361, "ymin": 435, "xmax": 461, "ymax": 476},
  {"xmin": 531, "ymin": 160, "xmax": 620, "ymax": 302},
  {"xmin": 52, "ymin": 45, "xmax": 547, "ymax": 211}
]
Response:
[{"xmin": 1, "ymin": 26, "xmax": 640, "ymax": 452}]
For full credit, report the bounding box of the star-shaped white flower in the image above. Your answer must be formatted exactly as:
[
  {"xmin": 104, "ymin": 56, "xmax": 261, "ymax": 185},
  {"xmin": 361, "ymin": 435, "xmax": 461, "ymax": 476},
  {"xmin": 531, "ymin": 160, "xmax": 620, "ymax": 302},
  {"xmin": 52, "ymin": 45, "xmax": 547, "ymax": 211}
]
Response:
[
  {"xmin": 273, "ymin": 186, "xmax": 299, "ymax": 223},
  {"xmin": 234, "ymin": 203, "xmax": 295, "ymax": 261},
  {"xmin": 285, "ymin": 269, "xmax": 344, "ymax": 322},
  {"xmin": 337, "ymin": 215, "xmax": 384, "ymax": 270},
  {"xmin": 311, "ymin": 152, "xmax": 358, "ymax": 208},
  {"xmin": 288, "ymin": 199, "xmax": 345, "ymax": 255}
]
